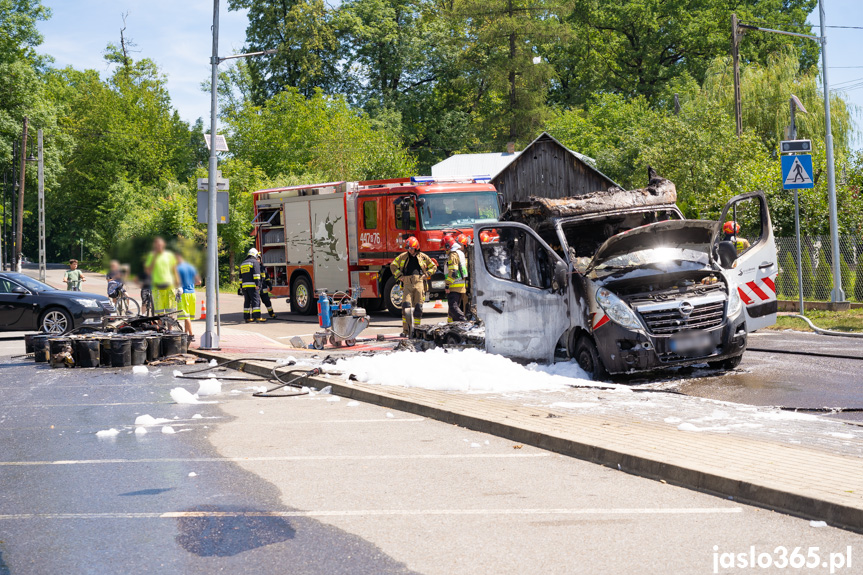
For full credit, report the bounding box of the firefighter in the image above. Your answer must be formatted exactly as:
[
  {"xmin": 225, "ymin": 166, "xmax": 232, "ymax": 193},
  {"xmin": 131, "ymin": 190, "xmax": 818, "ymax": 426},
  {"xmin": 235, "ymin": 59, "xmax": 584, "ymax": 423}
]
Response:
[
  {"xmin": 456, "ymin": 233, "xmax": 472, "ymax": 317},
  {"xmin": 390, "ymin": 236, "xmax": 437, "ymax": 335},
  {"xmin": 257, "ymin": 254, "xmax": 277, "ymax": 318},
  {"xmin": 444, "ymin": 235, "xmax": 468, "ymax": 323},
  {"xmin": 723, "ymin": 221, "xmax": 751, "ymax": 254},
  {"xmin": 240, "ymin": 248, "xmax": 266, "ymax": 323}
]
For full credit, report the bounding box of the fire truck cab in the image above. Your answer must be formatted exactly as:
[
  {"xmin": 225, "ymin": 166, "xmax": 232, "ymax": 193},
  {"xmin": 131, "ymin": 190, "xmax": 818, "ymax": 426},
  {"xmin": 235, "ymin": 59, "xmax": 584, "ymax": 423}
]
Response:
[{"xmin": 252, "ymin": 176, "xmax": 500, "ymax": 316}]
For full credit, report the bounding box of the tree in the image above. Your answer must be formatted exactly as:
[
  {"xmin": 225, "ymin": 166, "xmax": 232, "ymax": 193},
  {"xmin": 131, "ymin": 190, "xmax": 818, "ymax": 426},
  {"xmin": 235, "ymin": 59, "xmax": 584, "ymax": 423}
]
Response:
[
  {"xmin": 814, "ymin": 258, "xmax": 831, "ymax": 300},
  {"xmin": 778, "ymin": 251, "xmax": 798, "ymax": 298},
  {"xmin": 855, "ymin": 264, "xmax": 863, "ymax": 302},
  {"xmin": 0, "ymin": 0, "xmax": 51, "ymax": 67},
  {"xmin": 227, "ymin": 0, "xmax": 342, "ymax": 103},
  {"xmin": 801, "ymin": 250, "xmax": 815, "ymax": 299}
]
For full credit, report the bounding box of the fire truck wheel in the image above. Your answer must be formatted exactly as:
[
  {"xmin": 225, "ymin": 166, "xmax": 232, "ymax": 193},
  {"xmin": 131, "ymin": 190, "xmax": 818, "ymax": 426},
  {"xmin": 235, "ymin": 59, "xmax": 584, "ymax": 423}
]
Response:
[
  {"xmin": 291, "ymin": 275, "xmax": 315, "ymax": 315},
  {"xmin": 383, "ymin": 276, "xmax": 403, "ymax": 317}
]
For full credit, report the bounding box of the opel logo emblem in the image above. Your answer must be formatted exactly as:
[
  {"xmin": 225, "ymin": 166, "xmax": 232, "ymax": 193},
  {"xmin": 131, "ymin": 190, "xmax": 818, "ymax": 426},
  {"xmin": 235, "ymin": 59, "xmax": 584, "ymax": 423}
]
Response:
[{"xmin": 679, "ymin": 301, "xmax": 694, "ymax": 316}]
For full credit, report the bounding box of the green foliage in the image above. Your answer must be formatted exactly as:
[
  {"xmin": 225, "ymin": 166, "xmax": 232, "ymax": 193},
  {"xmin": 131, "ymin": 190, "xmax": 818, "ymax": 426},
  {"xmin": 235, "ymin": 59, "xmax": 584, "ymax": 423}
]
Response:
[
  {"xmin": 778, "ymin": 251, "xmax": 798, "ymax": 298},
  {"xmin": 0, "ymin": 0, "xmax": 51, "ymax": 66},
  {"xmin": 225, "ymin": 87, "xmax": 415, "ymax": 181},
  {"xmin": 855, "ymin": 264, "xmax": 863, "ymax": 302},
  {"xmin": 814, "ymin": 258, "xmax": 832, "ymax": 301},
  {"xmin": 841, "ymin": 257, "xmax": 853, "ymax": 301},
  {"xmin": 801, "ymin": 250, "xmax": 815, "ymax": 299}
]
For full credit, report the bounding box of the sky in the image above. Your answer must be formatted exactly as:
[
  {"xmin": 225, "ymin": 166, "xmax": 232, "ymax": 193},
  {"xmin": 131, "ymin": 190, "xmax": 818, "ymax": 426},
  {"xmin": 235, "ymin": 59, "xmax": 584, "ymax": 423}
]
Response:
[{"xmin": 35, "ymin": 0, "xmax": 863, "ymax": 136}]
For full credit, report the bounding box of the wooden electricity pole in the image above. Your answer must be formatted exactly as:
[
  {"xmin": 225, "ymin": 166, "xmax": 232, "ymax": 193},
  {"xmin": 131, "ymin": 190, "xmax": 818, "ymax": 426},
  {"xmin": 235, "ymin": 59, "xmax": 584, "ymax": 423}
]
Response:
[{"xmin": 731, "ymin": 14, "xmax": 743, "ymax": 138}]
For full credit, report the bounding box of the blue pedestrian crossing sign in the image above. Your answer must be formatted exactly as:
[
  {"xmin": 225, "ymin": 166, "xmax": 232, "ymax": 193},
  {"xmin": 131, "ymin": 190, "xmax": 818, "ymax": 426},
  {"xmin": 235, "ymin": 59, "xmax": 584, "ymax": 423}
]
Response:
[{"xmin": 781, "ymin": 154, "xmax": 814, "ymax": 190}]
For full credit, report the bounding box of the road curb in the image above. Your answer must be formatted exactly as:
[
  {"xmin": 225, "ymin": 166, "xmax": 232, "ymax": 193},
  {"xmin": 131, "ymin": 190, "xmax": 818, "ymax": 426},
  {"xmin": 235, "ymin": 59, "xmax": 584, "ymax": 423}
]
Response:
[{"xmin": 191, "ymin": 349, "xmax": 863, "ymax": 534}]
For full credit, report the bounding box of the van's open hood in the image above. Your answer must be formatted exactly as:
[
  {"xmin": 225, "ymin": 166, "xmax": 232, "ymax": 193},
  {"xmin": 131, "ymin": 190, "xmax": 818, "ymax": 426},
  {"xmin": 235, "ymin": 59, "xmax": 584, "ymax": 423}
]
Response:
[{"xmin": 587, "ymin": 220, "xmax": 717, "ymax": 271}]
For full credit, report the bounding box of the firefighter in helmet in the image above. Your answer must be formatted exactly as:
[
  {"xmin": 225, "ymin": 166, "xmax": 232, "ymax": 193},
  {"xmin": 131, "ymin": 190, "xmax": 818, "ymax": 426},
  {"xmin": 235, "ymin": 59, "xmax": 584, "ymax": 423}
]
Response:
[
  {"xmin": 723, "ymin": 221, "xmax": 751, "ymax": 254},
  {"xmin": 240, "ymin": 248, "xmax": 266, "ymax": 323},
  {"xmin": 456, "ymin": 233, "xmax": 472, "ymax": 318},
  {"xmin": 257, "ymin": 253, "xmax": 277, "ymax": 318},
  {"xmin": 390, "ymin": 236, "xmax": 437, "ymax": 335},
  {"xmin": 444, "ymin": 235, "xmax": 468, "ymax": 323}
]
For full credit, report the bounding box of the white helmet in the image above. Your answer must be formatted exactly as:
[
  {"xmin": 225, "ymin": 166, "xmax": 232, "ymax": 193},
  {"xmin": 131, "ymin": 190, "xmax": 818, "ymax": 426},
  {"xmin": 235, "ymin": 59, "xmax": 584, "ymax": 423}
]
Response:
[{"xmin": 248, "ymin": 247, "xmax": 260, "ymax": 257}]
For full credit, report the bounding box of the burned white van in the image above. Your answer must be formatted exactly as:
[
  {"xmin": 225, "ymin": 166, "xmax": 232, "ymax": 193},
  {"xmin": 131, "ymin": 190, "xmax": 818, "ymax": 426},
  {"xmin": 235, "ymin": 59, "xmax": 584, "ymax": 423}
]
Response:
[{"xmin": 471, "ymin": 171, "xmax": 778, "ymax": 378}]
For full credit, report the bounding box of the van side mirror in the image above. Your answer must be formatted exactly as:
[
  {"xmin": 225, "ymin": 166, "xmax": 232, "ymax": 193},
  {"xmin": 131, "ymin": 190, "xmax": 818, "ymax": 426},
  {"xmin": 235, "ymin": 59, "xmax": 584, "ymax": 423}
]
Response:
[
  {"xmin": 552, "ymin": 260, "xmax": 569, "ymax": 292},
  {"xmin": 717, "ymin": 241, "xmax": 737, "ymax": 269}
]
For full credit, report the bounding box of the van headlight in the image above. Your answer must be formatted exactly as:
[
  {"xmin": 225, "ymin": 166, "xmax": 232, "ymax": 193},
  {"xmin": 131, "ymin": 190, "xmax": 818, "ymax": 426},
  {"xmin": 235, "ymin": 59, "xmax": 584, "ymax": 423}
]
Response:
[
  {"xmin": 727, "ymin": 286, "xmax": 742, "ymax": 316},
  {"xmin": 596, "ymin": 288, "xmax": 643, "ymax": 331}
]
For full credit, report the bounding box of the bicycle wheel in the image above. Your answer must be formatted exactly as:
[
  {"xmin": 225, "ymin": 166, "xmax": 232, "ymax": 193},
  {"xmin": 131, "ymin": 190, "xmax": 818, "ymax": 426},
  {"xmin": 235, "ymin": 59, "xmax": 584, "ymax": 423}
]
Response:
[{"xmin": 122, "ymin": 296, "xmax": 140, "ymax": 317}]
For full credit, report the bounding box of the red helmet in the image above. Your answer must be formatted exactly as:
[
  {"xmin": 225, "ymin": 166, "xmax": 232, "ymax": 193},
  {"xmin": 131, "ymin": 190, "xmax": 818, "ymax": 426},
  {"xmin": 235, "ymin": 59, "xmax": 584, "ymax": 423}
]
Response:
[
  {"xmin": 442, "ymin": 235, "xmax": 456, "ymax": 250},
  {"xmin": 723, "ymin": 221, "xmax": 740, "ymax": 235},
  {"xmin": 456, "ymin": 233, "xmax": 471, "ymax": 246},
  {"xmin": 405, "ymin": 236, "xmax": 420, "ymax": 250}
]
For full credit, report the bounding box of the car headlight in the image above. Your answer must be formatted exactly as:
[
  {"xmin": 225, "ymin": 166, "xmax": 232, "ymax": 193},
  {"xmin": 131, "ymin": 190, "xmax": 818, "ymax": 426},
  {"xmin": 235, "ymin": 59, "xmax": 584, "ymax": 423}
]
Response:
[
  {"xmin": 595, "ymin": 288, "xmax": 643, "ymax": 331},
  {"xmin": 74, "ymin": 298, "xmax": 101, "ymax": 309},
  {"xmin": 727, "ymin": 286, "xmax": 742, "ymax": 316}
]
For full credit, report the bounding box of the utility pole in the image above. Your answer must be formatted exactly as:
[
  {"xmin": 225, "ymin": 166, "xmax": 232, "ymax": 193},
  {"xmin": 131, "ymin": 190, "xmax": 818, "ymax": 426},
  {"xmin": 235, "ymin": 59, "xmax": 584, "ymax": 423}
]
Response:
[
  {"xmin": 10, "ymin": 140, "xmax": 16, "ymax": 269},
  {"xmin": 16, "ymin": 117, "xmax": 28, "ymax": 273},
  {"xmin": 1, "ymin": 171, "xmax": 6, "ymax": 270},
  {"xmin": 202, "ymin": 0, "xmax": 221, "ymax": 350},
  {"xmin": 201, "ymin": 0, "xmax": 276, "ymax": 350},
  {"xmin": 735, "ymin": 1, "xmax": 845, "ymax": 303},
  {"xmin": 37, "ymin": 129, "xmax": 45, "ymax": 283},
  {"xmin": 508, "ymin": 0, "xmax": 517, "ymax": 143},
  {"xmin": 731, "ymin": 14, "xmax": 743, "ymax": 138},
  {"xmin": 819, "ymin": 0, "xmax": 844, "ymax": 302}
]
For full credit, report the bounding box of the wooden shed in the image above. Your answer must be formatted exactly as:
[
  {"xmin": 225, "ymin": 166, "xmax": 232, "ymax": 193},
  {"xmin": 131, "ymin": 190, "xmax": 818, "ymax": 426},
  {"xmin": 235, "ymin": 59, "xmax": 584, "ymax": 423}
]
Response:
[
  {"xmin": 491, "ymin": 133, "xmax": 618, "ymax": 204},
  {"xmin": 431, "ymin": 132, "xmax": 618, "ymax": 204}
]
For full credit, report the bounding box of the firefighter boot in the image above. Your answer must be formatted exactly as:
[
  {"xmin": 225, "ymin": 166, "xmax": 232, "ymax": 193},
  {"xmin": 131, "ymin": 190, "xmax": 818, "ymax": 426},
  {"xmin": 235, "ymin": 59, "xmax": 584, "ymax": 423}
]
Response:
[{"xmin": 267, "ymin": 307, "xmax": 276, "ymax": 319}]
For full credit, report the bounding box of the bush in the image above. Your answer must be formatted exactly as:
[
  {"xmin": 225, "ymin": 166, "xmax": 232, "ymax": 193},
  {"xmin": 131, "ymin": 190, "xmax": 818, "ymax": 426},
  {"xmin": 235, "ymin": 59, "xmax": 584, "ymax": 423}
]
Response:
[
  {"xmin": 814, "ymin": 260, "xmax": 832, "ymax": 300},
  {"xmin": 801, "ymin": 252, "xmax": 815, "ymax": 299},
  {"xmin": 841, "ymin": 258, "xmax": 853, "ymax": 300},
  {"xmin": 778, "ymin": 252, "xmax": 798, "ymax": 297},
  {"xmin": 855, "ymin": 264, "xmax": 863, "ymax": 302}
]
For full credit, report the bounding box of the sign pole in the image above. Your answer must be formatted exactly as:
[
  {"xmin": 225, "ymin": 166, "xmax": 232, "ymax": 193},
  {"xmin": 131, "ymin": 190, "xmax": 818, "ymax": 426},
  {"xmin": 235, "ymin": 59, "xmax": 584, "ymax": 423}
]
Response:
[{"xmin": 789, "ymin": 99, "xmax": 804, "ymax": 315}]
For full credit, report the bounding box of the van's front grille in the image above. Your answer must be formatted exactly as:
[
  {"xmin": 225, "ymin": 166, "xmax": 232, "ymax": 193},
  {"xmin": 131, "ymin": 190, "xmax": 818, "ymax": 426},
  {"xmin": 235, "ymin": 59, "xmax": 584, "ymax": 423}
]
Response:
[{"xmin": 636, "ymin": 296, "xmax": 725, "ymax": 335}]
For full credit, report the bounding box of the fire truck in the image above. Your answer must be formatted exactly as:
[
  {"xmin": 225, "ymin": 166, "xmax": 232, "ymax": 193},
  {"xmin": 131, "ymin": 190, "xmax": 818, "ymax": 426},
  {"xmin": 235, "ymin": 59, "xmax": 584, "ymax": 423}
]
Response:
[{"xmin": 252, "ymin": 176, "xmax": 500, "ymax": 316}]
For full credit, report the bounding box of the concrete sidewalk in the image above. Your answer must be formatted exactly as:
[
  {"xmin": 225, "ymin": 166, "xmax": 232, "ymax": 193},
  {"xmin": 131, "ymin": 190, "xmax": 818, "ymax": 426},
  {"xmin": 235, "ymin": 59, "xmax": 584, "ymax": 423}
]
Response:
[{"xmin": 191, "ymin": 350, "xmax": 863, "ymax": 534}]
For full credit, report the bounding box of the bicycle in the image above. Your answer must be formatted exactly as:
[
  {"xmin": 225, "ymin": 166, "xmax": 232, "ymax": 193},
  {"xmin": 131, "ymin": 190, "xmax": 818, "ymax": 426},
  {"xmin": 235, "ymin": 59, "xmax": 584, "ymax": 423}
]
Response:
[{"xmin": 111, "ymin": 282, "xmax": 141, "ymax": 317}]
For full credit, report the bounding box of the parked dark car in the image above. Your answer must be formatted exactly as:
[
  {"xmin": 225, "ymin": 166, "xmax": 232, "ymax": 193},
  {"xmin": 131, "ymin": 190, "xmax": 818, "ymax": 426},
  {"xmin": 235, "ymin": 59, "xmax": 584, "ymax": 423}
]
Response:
[{"xmin": 0, "ymin": 272, "xmax": 115, "ymax": 334}]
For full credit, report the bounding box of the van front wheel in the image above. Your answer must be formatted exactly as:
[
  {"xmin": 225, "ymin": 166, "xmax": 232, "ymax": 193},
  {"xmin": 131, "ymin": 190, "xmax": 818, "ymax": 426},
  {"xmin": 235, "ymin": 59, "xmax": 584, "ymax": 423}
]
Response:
[{"xmin": 574, "ymin": 336, "xmax": 608, "ymax": 381}]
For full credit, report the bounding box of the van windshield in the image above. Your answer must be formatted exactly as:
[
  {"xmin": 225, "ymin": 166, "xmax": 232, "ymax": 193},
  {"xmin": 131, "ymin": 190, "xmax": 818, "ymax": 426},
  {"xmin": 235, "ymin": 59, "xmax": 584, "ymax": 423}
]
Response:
[{"xmin": 419, "ymin": 192, "xmax": 500, "ymax": 230}]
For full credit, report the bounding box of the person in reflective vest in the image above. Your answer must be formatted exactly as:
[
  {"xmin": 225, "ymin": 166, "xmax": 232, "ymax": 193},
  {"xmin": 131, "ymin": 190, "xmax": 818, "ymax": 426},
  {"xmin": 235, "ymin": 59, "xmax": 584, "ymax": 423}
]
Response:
[
  {"xmin": 456, "ymin": 233, "xmax": 472, "ymax": 318},
  {"xmin": 257, "ymin": 254, "xmax": 276, "ymax": 318},
  {"xmin": 723, "ymin": 221, "xmax": 751, "ymax": 254},
  {"xmin": 240, "ymin": 248, "xmax": 265, "ymax": 323},
  {"xmin": 390, "ymin": 236, "xmax": 438, "ymax": 335},
  {"xmin": 444, "ymin": 235, "xmax": 467, "ymax": 323}
]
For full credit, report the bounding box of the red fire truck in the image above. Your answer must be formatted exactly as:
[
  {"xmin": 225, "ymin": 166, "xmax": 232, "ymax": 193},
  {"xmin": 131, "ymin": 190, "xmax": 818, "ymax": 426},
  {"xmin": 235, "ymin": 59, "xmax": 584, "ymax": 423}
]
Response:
[{"xmin": 252, "ymin": 176, "xmax": 500, "ymax": 316}]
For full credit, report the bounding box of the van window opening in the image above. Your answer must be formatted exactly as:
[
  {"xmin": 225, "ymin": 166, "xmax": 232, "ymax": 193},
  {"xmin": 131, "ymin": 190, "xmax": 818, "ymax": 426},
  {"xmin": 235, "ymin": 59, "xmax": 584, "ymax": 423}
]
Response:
[{"xmin": 419, "ymin": 192, "xmax": 500, "ymax": 231}]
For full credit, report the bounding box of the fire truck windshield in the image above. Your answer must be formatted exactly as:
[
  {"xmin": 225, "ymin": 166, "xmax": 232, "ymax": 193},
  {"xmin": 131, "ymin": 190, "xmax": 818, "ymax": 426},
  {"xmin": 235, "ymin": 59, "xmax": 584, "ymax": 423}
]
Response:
[{"xmin": 418, "ymin": 191, "xmax": 500, "ymax": 230}]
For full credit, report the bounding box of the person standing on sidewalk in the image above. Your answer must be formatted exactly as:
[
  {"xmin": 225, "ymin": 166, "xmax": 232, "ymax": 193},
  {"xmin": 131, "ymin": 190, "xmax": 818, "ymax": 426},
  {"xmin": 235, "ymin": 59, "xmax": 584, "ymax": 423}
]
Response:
[
  {"xmin": 144, "ymin": 237, "xmax": 180, "ymax": 316},
  {"xmin": 390, "ymin": 236, "xmax": 437, "ymax": 335},
  {"xmin": 257, "ymin": 254, "xmax": 276, "ymax": 318},
  {"xmin": 240, "ymin": 248, "xmax": 265, "ymax": 323},
  {"xmin": 443, "ymin": 235, "xmax": 467, "ymax": 323},
  {"xmin": 63, "ymin": 259, "xmax": 86, "ymax": 291},
  {"xmin": 176, "ymin": 255, "xmax": 201, "ymax": 339}
]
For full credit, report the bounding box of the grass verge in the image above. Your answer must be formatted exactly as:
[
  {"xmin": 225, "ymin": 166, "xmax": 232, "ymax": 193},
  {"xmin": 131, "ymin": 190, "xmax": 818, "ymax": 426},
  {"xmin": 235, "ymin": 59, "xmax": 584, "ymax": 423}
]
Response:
[{"xmin": 770, "ymin": 309, "xmax": 863, "ymax": 333}]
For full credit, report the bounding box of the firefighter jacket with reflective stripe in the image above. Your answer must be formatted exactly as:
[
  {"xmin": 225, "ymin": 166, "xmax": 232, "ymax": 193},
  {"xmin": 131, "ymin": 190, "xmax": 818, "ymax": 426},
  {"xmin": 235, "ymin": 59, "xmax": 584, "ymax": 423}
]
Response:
[
  {"xmin": 239, "ymin": 256, "xmax": 262, "ymax": 289},
  {"xmin": 444, "ymin": 248, "xmax": 467, "ymax": 292},
  {"xmin": 260, "ymin": 267, "xmax": 273, "ymax": 293},
  {"xmin": 390, "ymin": 251, "xmax": 437, "ymax": 280}
]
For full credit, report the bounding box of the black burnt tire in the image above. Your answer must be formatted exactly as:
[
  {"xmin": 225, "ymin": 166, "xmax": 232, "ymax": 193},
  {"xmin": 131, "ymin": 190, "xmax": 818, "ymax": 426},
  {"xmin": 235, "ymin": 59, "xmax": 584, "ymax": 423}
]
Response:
[
  {"xmin": 291, "ymin": 275, "xmax": 315, "ymax": 315},
  {"xmin": 383, "ymin": 276, "xmax": 402, "ymax": 318},
  {"xmin": 574, "ymin": 336, "xmax": 608, "ymax": 381},
  {"xmin": 708, "ymin": 354, "xmax": 743, "ymax": 371}
]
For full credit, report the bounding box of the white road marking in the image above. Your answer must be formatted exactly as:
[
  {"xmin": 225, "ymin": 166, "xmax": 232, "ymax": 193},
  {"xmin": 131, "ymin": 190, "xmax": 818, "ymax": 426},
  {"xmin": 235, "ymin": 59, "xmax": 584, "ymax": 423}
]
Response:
[
  {"xmin": 0, "ymin": 453, "xmax": 550, "ymax": 466},
  {"xmin": 0, "ymin": 418, "xmax": 425, "ymax": 431},
  {"xmin": 0, "ymin": 507, "xmax": 744, "ymax": 520}
]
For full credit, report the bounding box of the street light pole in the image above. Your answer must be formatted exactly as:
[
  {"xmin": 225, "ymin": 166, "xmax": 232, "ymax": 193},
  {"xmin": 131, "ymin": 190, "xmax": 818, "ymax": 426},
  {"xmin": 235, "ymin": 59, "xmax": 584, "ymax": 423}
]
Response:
[
  {"xmin": 16, "ymin": 117, "xmax": 28, "ymax": 273},
  {"xmin": 201, "ymin": 0, "xmax": 221, "ymax": 350},
  {"xmin": 37, "ymin": 129, "xmax": 45, "ymax": 283},
  {"xmin": 819, "ymin": 0, "xmax": 844, "ymax": 303}
]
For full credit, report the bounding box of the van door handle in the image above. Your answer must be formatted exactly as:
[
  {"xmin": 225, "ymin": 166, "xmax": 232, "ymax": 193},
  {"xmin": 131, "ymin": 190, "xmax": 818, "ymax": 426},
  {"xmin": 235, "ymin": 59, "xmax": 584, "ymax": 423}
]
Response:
[
  {"xmin": 482, "ymin": 299, "xmax": 505, "ymax": 314},
  {"xmin": 758, "ymin": 262, "xmax": 774, "ymax": 270}
]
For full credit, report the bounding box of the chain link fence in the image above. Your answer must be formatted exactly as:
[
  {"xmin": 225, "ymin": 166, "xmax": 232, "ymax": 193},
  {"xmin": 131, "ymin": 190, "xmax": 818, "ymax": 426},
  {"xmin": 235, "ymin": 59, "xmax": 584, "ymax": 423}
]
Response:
[{"xmin": 775, "ymin": 236, "xmax": 863, "ymax": 302}]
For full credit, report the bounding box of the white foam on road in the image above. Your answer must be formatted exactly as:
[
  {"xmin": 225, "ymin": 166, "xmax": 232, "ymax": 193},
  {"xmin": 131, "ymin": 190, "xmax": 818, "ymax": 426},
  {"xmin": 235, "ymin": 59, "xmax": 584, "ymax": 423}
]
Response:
[
  {"xmin": 331, "ymin": 348, "xmax": 594, "ymax": 393},
  {"xmin": 170, "ymin": 387, "xmax": 216, "ymax": 405},
  {"xmin": 134, "ymin": 415, "xmax": 171, "ymax": 426},
  {"xmin": 95, "ymin": 429, "xmax": 120, "ymax": 438},
  {"xmin": 196, "ymin": 378, "xmax": 222, "ymax": 397}
]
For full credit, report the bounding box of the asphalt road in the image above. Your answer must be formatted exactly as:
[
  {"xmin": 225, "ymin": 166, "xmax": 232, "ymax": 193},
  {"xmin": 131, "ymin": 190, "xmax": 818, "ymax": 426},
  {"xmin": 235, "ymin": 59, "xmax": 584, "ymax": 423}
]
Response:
[{"xmin": 1, "ymin": 342, "xmax": 863, "ymax": 574}]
